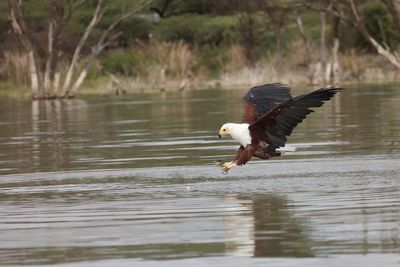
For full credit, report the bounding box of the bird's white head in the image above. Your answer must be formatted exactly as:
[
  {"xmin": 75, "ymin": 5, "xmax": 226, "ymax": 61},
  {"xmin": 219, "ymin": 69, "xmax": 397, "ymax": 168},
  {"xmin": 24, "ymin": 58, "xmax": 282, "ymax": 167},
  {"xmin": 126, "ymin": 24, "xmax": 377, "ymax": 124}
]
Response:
[
  {"xmin": 218, "ymin": 122, "xmax": 252, "ymax": 147},
  {"xmin": 218, "ymin": 123, "xmax": 233, "ymax": 138}
]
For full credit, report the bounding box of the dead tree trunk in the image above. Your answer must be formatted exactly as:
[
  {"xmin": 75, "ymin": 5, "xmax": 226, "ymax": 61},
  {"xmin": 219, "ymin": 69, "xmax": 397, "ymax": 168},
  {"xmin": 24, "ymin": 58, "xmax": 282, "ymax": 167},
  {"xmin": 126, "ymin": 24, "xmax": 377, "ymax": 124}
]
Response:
[
  {"xmin": 296, "ymin": 15, "xmax": 316, "ymax": 85},
  {"xmin": 62, "ymin": 0, "xmax": 153, "ymax": 98},
  {"xmin": 27, "ymin": 50, "xmax": 40, "ymax": 98},
  {"xmin": 8, "ymin": 0, "xmax": 41, "ymax": 99},
  {"xmin": 61, "ymin": 0, "xmax": 103, "ymax": 96},
  {"xmin": 319, "ymin": 10, "xmax": 328, "ymax": 85},
  {"xmin": 348, "ymin": 0, "xmax": 400, "ymax": 69},
  {"xmin": 316, "ymin": 0, "xmax": 400, "ymax": 71},
  {"xmin": 8, "ymin": 0, "xmax": 153, "ymax": 99},
  {"xmin": 43, "ymin": 21, "xmax": 54, "ymax": 97},
  {"xmin": 329, "ymin": 15, "xmax": 340, "ymax": 85},
  {"xmin": 47, "ymin": 0, "xmax": 71, "ymax": 97}
]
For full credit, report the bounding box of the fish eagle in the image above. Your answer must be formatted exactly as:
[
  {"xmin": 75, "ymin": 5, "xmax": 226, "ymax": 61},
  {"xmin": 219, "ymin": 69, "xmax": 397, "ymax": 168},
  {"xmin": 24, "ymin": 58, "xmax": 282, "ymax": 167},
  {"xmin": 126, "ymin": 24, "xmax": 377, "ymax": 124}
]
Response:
[{"xmin": 217, "ymin": 83, "xmax": 342, "ymax": 173}]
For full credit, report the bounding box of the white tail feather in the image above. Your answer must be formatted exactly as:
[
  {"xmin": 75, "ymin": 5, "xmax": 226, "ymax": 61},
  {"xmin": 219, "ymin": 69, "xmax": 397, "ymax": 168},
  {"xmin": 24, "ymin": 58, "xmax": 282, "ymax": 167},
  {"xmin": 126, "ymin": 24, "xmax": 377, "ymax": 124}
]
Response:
[{"xmin": 276, "ymin": 145, "xmax": 297, "ymax": 155}]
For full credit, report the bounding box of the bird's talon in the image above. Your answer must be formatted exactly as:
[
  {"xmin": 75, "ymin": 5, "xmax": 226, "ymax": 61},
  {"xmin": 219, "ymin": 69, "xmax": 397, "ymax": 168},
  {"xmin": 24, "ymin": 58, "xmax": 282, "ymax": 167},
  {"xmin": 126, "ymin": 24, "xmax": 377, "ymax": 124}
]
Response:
[
  {"xmin": 215, "ymin": 160, "xmax": 224, "ymax": 167},
  {"xmin": 216, "ymin": 161, "xmax": 236, "ymax": 174}
]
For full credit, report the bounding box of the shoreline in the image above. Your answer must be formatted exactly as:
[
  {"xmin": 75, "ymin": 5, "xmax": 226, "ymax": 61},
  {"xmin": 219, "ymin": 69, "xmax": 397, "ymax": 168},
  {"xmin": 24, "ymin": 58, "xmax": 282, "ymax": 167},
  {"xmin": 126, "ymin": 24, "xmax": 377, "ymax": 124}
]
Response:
[{"xmin": 1, "ymin": 70, "xmax": 399, "ymax": 98}]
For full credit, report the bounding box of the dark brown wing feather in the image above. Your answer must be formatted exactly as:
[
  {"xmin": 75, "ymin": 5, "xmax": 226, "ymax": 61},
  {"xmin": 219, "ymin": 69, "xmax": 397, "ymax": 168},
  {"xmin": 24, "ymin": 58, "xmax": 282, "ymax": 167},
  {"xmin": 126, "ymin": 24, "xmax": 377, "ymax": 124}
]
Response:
[
  {"xmin": 249, "ymin": 87, "xmax": 343, "ymax": 151},
  {"xmin": 242, "ymin": 83, "xmax": 292, "ymax": 123},
  {"xmin": 242, "ymin": 100, "xmax": 258, "ymax": 123}
]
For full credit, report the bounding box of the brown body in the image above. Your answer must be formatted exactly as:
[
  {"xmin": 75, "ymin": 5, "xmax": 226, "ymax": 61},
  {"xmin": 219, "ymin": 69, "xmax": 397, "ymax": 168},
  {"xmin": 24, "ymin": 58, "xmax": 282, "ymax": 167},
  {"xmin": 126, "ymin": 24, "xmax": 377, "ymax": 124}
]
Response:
[{"xmin": 234, "ymin": 103, "xmax": 284, "ymax": 165}]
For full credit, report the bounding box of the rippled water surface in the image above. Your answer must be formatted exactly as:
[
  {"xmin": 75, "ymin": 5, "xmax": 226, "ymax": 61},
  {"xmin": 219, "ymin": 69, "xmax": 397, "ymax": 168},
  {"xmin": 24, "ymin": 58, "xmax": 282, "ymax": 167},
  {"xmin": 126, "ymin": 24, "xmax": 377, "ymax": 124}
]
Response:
[{"xmin": 0, "ymin": 84, "xmax": 400, "ymax": 266}]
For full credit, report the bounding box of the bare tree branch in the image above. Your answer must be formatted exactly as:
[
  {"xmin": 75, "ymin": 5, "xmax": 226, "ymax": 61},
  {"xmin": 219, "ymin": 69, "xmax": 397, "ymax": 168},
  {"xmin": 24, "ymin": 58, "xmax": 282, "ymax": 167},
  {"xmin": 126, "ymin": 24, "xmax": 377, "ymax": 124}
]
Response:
[
  {"xmin": 304, "ymin": 0, "xmax": 400, "ymax": 70},
  {"xmin": 295, "ymin": 14, "xmax": 318, "ymax": 84},
  {"xmin": 8, "ymin": 0, "xmax": 153, "ymax": 99},
  {"xmin": 96, "ymin": 0, "xmax": 153, "ymax": 52},
  {"xmin": 348, "ymin": 0, "xmax": 361, "ymax": 22},
  {"xmin": 64, "ymin": 0, "xmax": 154, "ymax": 98},
  {"xmin": 295, "ymin": 14, "xmax": 312, "ymax": 64},
  {"xmin": 44, "ymin": 21, "xmax": 55, "ymax": 96},
  {"xmin": 346, "ymin": 0, "xmax": 400, "ymax": 68},
  {"xmin": 8, "ymin": 0, "xmax": 40, "ymax": 98},
  {"xmin": 62, "ymin": 0, "xmax": 103, "ymax": 97}
]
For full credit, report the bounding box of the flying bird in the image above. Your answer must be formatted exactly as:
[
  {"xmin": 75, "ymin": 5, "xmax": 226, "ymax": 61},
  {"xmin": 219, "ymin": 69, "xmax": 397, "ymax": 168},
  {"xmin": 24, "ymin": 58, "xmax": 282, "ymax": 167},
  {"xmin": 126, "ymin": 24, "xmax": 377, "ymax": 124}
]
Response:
[{"xmin": 217, "ymin": 83, "xmax": 342, "ymax": 173}]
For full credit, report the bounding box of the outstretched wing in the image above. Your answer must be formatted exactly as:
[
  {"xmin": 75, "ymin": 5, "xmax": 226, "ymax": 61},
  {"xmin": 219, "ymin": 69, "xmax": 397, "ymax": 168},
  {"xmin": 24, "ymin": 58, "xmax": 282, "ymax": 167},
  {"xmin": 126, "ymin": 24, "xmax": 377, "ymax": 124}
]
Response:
[
  {"xmin": 242, "ymin": 83, "xmax": 293, "ymax": 123},
  {"xmin": 249, "ymin": 87, "xmax": 343, "ymax": 150}
]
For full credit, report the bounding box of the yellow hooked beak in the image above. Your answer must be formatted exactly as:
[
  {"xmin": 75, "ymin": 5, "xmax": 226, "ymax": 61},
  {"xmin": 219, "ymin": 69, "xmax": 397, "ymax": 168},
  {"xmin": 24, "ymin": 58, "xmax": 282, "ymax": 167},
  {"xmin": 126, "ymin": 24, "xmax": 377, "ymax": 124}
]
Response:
[{"xmin": 218, "ymin": 130, "xmax": 226, "ymax": 138}]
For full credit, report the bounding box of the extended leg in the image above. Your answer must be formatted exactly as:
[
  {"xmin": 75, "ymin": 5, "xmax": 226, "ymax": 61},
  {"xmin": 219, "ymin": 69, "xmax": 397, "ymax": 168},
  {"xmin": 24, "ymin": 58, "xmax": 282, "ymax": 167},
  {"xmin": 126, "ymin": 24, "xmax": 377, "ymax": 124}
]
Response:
[
  {"xmin": 216, "ymin": 145, "xmax": 254, "ymax": 174},
  {"xmin": 216, "ymin": 160, "xmax": 237, "ymax": 174}
]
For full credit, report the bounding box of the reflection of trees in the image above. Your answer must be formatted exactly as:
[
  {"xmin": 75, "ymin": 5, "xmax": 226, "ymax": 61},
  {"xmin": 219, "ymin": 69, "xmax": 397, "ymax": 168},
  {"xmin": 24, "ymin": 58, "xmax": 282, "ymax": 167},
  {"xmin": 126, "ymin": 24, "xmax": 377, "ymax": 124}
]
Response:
[
  {"xmin": 240, "ymin": 194, "xmax": 313, "ymax": 257},
  {"xmin": 30, "ymin": 99, "xmax": 89, "ymax": 172}
]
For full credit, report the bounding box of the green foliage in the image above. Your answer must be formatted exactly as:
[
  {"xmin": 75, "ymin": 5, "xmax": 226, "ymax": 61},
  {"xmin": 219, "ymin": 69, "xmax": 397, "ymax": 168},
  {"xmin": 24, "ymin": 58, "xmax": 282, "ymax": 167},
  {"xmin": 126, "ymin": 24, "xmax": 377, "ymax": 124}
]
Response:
[
  {"xmin": 154, "ymin": 15, "xmax": 238, "ymax": 45},
  {"xmin": 122, "ymin": 17, "xmax": 154, "ymax": 40},
  {"xmin": 102, "ymin": 49, "xmax": 144, "ymax": 76},
  {"xmin": 22, "ymin": 0, "xmax": 50, "ymax": 20},
  {"xmin": 356, "ymin": 1, "xmax": 400, "ymax": 50},
  {"xmin": 197, "ymin": 44, "xmax": 228, "ymax": 78},
  {"xmin": 0, "ymin": 20, "xmax": 8, "ymax": 43}
]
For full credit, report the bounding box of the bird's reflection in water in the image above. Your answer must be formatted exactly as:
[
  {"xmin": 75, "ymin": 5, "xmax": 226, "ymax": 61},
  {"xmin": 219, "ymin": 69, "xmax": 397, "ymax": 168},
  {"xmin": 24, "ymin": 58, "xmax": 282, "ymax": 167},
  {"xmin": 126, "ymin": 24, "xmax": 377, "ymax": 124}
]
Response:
[{"xmin": 239, "ymin": 194, "xmax": 313, "ymax": 257}]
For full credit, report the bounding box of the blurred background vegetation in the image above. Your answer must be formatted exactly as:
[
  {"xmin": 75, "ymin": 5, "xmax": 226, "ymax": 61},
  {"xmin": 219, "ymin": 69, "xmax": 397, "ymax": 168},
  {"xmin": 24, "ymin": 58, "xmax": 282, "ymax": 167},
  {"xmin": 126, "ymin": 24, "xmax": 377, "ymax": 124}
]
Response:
[{"xmin": 1, "ymin": 0, "xmax": 400, "ymax": 96}]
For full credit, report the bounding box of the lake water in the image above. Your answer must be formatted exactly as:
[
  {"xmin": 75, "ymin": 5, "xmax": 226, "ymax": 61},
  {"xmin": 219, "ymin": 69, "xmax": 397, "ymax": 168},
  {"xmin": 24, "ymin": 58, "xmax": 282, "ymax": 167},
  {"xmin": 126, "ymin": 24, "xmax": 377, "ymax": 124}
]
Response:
[{"xmin": 0, "ymin": 84, "xmax": 399, "ymax": 266}]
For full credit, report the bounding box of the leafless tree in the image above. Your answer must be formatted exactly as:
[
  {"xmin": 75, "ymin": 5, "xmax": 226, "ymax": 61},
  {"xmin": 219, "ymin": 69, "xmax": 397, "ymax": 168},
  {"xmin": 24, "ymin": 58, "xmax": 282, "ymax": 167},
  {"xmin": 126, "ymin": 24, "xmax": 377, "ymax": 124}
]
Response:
[
  {"xmin": 329, "ymin": 14, "xmax": 341, "ymax": 85},
  {"xmin": 8, "ymin": 0, "xmax": 40, "ymax": 98},
  {"xmin": 295, "ymin": 0, "xmax": 344, "ymax": 85},
  {"xmin": 307, "ymin": 0, "xmax": 400, "ymax": 71},
  {"xmin": 295, "ymin": 13, "xmax": 316, "ymax": 84},
  {"xmin": 7, "ymin": 0, "xmax": 153, "ymax": 99}
]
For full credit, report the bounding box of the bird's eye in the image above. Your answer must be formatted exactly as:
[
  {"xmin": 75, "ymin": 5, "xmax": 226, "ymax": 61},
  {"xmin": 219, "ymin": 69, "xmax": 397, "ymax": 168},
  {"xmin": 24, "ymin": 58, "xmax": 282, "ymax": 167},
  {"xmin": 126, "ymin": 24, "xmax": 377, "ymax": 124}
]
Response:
[{"xmin": 223, "ymin": 129, "xmax": 226, "ymax": 131}]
